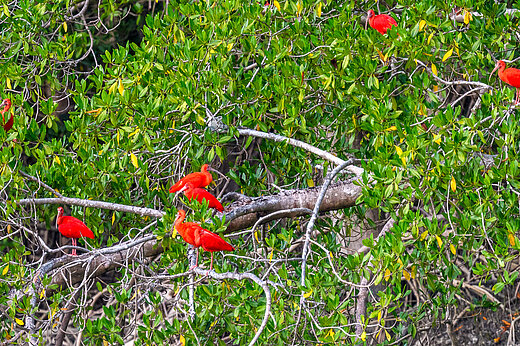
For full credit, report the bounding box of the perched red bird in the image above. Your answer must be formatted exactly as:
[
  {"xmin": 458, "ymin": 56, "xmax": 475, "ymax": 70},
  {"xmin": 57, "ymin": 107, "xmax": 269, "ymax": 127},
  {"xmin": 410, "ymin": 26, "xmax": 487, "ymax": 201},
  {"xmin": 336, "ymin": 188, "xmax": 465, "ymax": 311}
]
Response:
[
  {"xmin": 491, "ymin": 60, "xmax": 520, "ymax": 105},
  {"xmin": 169, "ymin": 164, "xmax": 213, "ymax": 193},
  {"xmin": 174, "ymin": 209, "xmax": 234, "ymax": 270},
  {"xmin": 366, "ymin": 9, "xmax": 398, "ymax": 35},
  {"xmin": 181, "ymin": 183, "xmax": 224, "ymax": 212},
  {"xmin": 1, "ymin": 99, "xmax": 13, "ymax": 132},
  {"xmin": 56, "ymin": 207, "xmax": 95, "ymax": 256}
]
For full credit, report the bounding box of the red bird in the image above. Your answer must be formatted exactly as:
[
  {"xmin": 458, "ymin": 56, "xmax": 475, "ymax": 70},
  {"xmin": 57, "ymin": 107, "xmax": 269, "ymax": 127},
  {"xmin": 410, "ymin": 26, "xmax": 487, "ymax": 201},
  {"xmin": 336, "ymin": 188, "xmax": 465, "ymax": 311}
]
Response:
[
  {"xmin": 1, "ymin": 99, "xmax": 13, "ymax": 132},
  {"xmin": 169, "ymin": 164, "xmax": 213, "ymax": 193},
  {"xmin": 491, "ymin": 60, "xmax": 520, "ymax": 105},
  {"xmin": 174, "ymin": 209, "xmax": 234, "ymax": 270},
  {"xmin": 56, "ymin": 207, "xmax": 95, "ymax": 256},
  {"xmin": 366, "ymin": 9, "xmax": 398, "ymax": 35},
  {"xmin": 181, "ymin": 183, "xmax": 224, "ymax": 212}
]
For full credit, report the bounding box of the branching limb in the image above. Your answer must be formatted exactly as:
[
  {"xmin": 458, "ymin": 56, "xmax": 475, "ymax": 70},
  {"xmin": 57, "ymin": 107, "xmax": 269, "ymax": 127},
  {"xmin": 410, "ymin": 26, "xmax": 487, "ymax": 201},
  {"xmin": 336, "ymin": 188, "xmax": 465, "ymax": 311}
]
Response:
[
  {"xmin": 300, "ymin": 159, "xmax": 354, "ymax": 286},
  {"xmin": 19, "ymin": 170, "xmax": 64, "ymax": 198},
  {"xmin": 355, "ymin": 218, "xmax": 396, "ymax": 338}
]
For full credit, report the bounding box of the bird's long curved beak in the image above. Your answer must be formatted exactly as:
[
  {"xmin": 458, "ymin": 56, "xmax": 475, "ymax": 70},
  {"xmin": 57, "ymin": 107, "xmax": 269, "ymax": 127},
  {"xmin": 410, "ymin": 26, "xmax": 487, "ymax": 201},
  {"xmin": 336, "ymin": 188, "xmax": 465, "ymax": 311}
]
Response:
[
  {"xmin": 489, "ymin": 63, "xmax": 499, "ymax": 82},
  {"xmin": 365, "ymin": 17, "xmax": 368, "ymax": 30}
]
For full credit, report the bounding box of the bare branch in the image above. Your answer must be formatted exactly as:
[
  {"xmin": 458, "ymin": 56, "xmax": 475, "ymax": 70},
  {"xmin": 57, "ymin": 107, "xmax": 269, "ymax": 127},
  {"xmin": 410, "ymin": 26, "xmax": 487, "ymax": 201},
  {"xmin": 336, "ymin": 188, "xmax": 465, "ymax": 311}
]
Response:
[{"xmin": 300, "ymin": 159, "xmax": 354, "ymax": 286}]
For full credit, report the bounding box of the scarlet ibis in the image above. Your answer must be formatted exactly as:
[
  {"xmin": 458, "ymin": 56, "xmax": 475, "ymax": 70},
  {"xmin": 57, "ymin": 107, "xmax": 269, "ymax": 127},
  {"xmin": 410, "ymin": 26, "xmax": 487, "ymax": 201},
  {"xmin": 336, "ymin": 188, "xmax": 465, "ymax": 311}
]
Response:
[
  {"xmin": 56, "ymin": 207, "xmax": 95, "ymax": 256},
  {"xmin": 181, "ymin": 183, "xmax": 224, "ymax": 212},
  {"xmin": 169, "ymin": 164, "xmax": 213, "ymax": 193},
  {"xmin": 366, "ymin": 9, "xmax": 398, "ymax": 35},
  {"xmin": 490, "ymin": 60, "xmax": 520, "ymax": 105},
  {"xmin": 1, "ymin": 99, "xmax": 13, "ymax": 132},
  {"xmin": 174, "ymin": 209, "xmax": 234, "ymax": 270}
]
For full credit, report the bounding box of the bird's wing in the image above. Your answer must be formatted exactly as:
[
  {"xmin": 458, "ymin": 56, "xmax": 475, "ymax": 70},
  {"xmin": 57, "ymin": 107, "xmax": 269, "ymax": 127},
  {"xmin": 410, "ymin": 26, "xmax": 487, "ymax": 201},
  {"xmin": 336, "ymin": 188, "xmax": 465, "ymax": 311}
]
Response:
[
  {"xmin": 3, "ymin": 113, "xmax": 13, "ymax": 132},
  {"xmin": 373, "ymin": 15, "xmax": 397, "ymax": 33},
  {"xmin": 190, "ymin": 188, "xmax": 224, "ymax": 211},
  {"xmin": 59, "ymin": 217, "xmax": 95, "ymax": 239},
  {"xmin": 199, "ymin": 230, "xmax": 234, "ymax": 252},
  {"xmin": 505, "ymin": 68, "xmax": 520, "ymax": 88},
  {"xmin": 170, "ymin": 172, "xmax": 207, "ymax": 192},
  {"xmin": 178, "ymin": 222, "xmax": 200, "ymax": 246}
]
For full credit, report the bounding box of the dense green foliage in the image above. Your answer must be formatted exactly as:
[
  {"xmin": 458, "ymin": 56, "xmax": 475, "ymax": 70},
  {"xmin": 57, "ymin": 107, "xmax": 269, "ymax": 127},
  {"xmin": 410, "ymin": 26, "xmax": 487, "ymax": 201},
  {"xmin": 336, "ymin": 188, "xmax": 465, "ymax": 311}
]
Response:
[{"xmin": 2, "ymin": 0, "xmax": 520, "ymax": 344}]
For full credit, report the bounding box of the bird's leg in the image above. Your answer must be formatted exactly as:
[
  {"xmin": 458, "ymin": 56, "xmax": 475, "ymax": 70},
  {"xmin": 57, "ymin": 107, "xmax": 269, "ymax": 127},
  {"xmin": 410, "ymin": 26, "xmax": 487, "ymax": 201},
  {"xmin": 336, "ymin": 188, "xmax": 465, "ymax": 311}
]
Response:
[
  {"xmin": 209, "ymin": 253, "xmax": 214, "ymax": 272},
  {"xmin": 72, "ymin": 238, "xmax": 77, "ymax": 256},
  {"xmin": 516, "ymin": 89, "xmax": 520, "ymax": 105}
]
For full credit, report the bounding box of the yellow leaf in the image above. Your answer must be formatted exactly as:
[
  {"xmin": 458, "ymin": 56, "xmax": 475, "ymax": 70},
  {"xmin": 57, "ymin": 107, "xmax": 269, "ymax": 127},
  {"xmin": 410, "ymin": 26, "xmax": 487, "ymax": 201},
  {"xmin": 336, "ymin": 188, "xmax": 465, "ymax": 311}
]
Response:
[
  {"xmin": 15, "ymin": 318, "xmax": 24, "ymax": 326},
  {"xmin": 360, "ymin": 331, "xmax": 366, "ymax": 341},
  {"xmin": 179, "ymin": 335, "xmax": 186, "ymax": 346},
  {"xmin": 40, "ymin": 289, "xmax": 45, "ymax": 299},
  {"xmin": 103, "ymin": 338, "xmax": 109, "ymax": 346},
  {"xmin": 420, "ymin": 230, "xmax": 428, "ymax": 241},
  {"xmin": 433, "ymin": 135, "xmax": 442, "ymax": 144},
  {"xmin": 63, "ymin": 22, "xmax": 67, "ymax": 32},
  {"xmin": 403, "ymin": 270, "xmax": 410, "ymax": 280},
  {"xmin": 116, "ymin": 130, "xmax": 120, "ymax": 144},
  {"xmin": 2, "ymin": 264, "xmax": 8, "ymax": 275},
  {"xmin": 442, "ymin": 48, "xmax": 453, "ymax": 62},
  {"xmin": 329, "ymin": 251, "xmax": 333, "ymax": 259},
  {"xmin": 6, "ymin": 77, "xmax": 11, "ymax": 89},
  {"xmin": 316, "ymin": 2, "xmax": 322, "ymax": 17},
  {"xmin": 112, "ymin": 212, "xmax": 115, "ymax": 225},
  {"xmin": 171, "ymin": 226, "xmax": 177, "ymax": 238},
  {"xmin": 427, "ymin": 32, "xmax": 434, "ymax": 45},
  {"xmin": 303, "ymin": 289, "xmax": 313, "ymax": 298},
  {"xmin": 326, "ymin": 329, "xmax": 335, "ymax": 338},
  {"xmin": 433, "ymin": 85, "xmax": 439, "ymax": 92},
  {"xmin": 450, "ymin": 244, "xmax": 456, "ymax": 255},
  {"xmin": 464, "ymin": 10, "xmax": 472, "ymax": 24},
  {"xmin": 269, "ymin": 249, "xmax": 273, "ymax": 262},
  {"xmin": 395, "ymin": 145, "xmax": 403, "ymax": 156},
  {"xmin": 296, "ymin": 0, "xmax": 302, "ymax": 16},
  {"xmin": 118, "ymin": 79, "xmax": 124, "ymax": 96},
  {"xmin": 508, "ymin": 232, "xmax": 516, "ymax": 247},
  {"xmin": 307, "ymin": 178, "xmax": 314, "ymax": 187},
  {"xmin": 411, "ymin": 265, "xmax": 416, "ymax": 279},
  {"xmin": 431, "ymin": 63, "xmax": 438, "ymax": 76},
  {"xmin": 129, "ymin": 128, "xmax": 140, "ymax": 138},
  {"xmin": 130, "ymin": 152, "xmax": 138, "ymax": 168},
  {"xmin": 384, "ymin": 268, "xmax": 391, "ymax": 281},
  {"xmin": 419, "ymin": 20, "xmax": 426, "ymax": 31},
  {"xmin": 54, "ymin": 156, "xmax": 61, "ymax": 165},
  {"xmin": 227, "ymin": 42, "xmax": 233, "ymax": 51},
  {"xmin": 254, "ymin": 231, "xmax": 259, "ymax": 243},
  {"xmin": 376, "ymin": 48, "xmax": 386, "ymax": 63},
  {"xmin": 385, "ymin": 126, "xmax": 397, "ymax": 131},
  {"xmin": 385, "ymin": 329, "xmax": 391, "ymax": 341},
  {"xmin": 108, "ymin": 81, "xmax": 117, "ymax": 94},
  {"xmin": 436, "ymin": 235, "xmax": 443, "ymax": 249},
  {"xmin": 273, "ymin": 0, "xmax": 280, "ymax": 11},
  {"xmin": 3, "ymin": 4, "xmax": 10, "ymax": 17},
  {"xmin": 397, "ymin": 257, "xmax": 403, "ymax": 267},
  {"xmin": 450, "ymin": 176, "xmax": 456, "ymax": 192}
]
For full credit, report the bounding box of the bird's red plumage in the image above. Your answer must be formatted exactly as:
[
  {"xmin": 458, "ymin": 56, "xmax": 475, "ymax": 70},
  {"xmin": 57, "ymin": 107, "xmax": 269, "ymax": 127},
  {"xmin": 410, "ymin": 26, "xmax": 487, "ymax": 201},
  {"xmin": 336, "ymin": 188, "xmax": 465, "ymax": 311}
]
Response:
[
  {"xmin": 174, "ymin": 210, "xmax": 233, "ymax": 252},
  {"xmin": 57, "ymin": 215, "xmax": 95, "ymax": 239},
  {"xmin": 169, "ymin": 164, "xmax": 213, "ymax": 192},
  {"xmin": 175, "ymin": 211, "xmax": 199, "ymax": 246},
  {"xmin": 492, "ymin": 60, "xmax": 520, "ymax": 105},
  {"xmin": 368, "ymin": 10, "xmax": 397, "ymax": 35},
  {"xmin": 183, "ymin": 185, "xmax": 224, "ymax": 212},
  {"xmin": 1, "ymin": 99, "xmax": 13, "ymax": 132},
  {"xmin": 499, "ymin": 64, "xmax": 520, "ymax": 88},
  {"xmin": 199, "ymin": 230, "xmax": 234, "ymax": 252}
]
